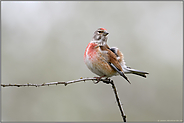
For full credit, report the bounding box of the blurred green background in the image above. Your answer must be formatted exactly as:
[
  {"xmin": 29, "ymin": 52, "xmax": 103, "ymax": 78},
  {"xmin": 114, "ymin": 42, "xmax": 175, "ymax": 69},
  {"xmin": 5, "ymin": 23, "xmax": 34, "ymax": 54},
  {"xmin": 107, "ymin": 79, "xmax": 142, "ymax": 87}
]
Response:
[{"xmin": 1, "ymin": 1, "xmax": 182, "ymax": 122}]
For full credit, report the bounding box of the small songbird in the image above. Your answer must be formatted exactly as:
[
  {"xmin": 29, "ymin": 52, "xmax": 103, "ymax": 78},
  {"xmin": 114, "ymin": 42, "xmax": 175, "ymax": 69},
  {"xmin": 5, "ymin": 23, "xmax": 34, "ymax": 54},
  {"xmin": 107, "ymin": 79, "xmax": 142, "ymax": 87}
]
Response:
[{"xmin": 84, "ymin": 28, "xmax": 149, "ymax": 84}]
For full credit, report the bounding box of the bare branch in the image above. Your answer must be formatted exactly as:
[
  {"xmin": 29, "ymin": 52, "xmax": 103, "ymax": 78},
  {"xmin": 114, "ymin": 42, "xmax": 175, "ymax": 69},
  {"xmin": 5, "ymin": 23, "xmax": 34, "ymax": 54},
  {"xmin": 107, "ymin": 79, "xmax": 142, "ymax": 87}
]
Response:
[
  {"xmin": 1, "ymin": 77, "xmax": 127, "ymax": 122},
  {"xmin": 99, "ymin": 79, "xmax": 127, "ymax": 122},
  {"xmin": 1, "ymin": 77, "xmax": 110, "ymax": 87},
  {"xmin": 110, "ymin": 80, "xmax": 127, "ymax": 122}
]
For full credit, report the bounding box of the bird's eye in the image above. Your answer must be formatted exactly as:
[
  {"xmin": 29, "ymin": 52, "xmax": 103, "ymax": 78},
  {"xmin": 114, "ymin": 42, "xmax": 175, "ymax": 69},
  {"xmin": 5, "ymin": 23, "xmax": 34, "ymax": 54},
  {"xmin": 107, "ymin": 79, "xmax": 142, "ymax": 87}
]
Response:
[{"xmin": 98, "ymin": 31, "xmax": 103, "ymax": 33}]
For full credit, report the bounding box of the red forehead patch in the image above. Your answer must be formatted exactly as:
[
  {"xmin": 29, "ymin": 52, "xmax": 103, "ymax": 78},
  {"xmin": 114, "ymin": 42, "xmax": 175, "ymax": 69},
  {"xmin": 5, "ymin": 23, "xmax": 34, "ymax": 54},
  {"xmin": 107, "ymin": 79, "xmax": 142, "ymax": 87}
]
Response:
[{"xmin": 100, "ymin": 28, "xmax": 107, "ymax": 31}]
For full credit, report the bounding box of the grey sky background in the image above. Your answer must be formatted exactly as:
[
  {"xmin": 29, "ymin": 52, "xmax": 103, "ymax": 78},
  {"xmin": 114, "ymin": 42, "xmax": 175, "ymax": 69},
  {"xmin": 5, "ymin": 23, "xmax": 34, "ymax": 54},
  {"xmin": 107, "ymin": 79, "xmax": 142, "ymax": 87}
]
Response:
[{"xmin": 1, "ymin": 1, "xmax": 182, "ymax": 122}]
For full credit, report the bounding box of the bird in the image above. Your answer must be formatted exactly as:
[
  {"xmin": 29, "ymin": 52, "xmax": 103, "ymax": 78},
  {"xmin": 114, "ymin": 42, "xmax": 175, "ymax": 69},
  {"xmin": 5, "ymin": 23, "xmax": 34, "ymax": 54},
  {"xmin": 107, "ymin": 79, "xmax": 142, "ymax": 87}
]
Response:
[{"xmin": 84, "ymin": 28, "xmax": 149, "ymax": 84}]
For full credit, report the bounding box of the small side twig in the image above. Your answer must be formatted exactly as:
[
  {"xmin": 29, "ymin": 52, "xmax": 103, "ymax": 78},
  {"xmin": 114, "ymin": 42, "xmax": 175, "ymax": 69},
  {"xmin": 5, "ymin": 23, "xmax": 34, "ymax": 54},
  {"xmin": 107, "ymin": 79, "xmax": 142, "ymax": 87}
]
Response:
[{"xmin": 1, "ymin": 77, "xmax": 127, "ymax": 122}]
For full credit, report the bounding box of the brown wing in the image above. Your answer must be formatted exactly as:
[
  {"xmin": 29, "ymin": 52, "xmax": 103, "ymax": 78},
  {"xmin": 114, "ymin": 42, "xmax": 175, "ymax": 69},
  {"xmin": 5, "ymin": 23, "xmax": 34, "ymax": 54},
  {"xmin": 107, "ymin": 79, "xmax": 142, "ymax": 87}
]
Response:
[
  {"xmin": 100, "ymin": 45, "xmax": 122, "ymax": 71},
  {"xmin": 100, "ymin": 45, "xmax": 131, "ymax": 84},
  {"xmin": 107, "ymin": 49, "xmax": 123, "ymax": 71}
]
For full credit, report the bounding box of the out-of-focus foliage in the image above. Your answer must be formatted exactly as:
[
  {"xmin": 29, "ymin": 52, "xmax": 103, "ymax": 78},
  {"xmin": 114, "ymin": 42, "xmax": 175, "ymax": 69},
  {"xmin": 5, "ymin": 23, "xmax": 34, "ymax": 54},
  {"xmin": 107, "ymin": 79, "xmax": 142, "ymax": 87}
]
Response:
[{"xmin": 1, "ymin": 1, "xmax": 182, "ymax": 122}]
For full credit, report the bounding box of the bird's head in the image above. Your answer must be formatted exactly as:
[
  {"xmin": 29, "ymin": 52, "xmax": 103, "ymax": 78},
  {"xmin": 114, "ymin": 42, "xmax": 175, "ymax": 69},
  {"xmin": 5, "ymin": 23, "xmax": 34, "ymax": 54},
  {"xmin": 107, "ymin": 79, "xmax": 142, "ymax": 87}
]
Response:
[{"xmin": 92, "ymin": 28, "xmax": 109, "ymax": 45}]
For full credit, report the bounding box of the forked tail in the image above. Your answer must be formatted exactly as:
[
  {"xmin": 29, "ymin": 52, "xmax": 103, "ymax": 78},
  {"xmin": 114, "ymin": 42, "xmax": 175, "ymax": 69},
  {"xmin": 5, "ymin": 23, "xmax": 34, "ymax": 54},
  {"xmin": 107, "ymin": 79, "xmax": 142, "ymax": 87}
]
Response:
[{"xmin": 122, "ymin": 66, "xmax": 149, "ymax": 78}]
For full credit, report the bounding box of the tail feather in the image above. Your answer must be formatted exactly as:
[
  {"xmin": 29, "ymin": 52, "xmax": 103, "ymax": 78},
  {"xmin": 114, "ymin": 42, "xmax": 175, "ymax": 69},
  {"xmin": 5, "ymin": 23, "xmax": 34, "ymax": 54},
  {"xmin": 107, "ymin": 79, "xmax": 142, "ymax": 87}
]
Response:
[{"xmin": 123, "ymin": 66, "xmax": 149, "ymax": 78}]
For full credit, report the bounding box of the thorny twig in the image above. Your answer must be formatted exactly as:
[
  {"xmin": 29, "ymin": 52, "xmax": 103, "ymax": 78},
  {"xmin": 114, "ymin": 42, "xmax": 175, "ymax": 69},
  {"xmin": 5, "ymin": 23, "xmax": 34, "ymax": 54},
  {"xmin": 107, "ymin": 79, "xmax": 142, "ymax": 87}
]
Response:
[{"xmin": 1, "ymin": 77, "xmax": 127, "ymax": 122}]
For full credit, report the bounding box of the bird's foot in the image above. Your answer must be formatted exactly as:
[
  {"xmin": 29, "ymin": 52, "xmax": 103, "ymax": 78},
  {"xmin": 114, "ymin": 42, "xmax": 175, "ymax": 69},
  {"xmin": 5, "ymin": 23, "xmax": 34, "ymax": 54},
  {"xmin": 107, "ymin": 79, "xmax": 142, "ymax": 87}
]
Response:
[
  {"xmin": 93, "ymin": 76, "xmax": 105, "ymax": 84},
  {"xmin": 102, "ymin": 77, "xmax": 112, "ymax": 84}
]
